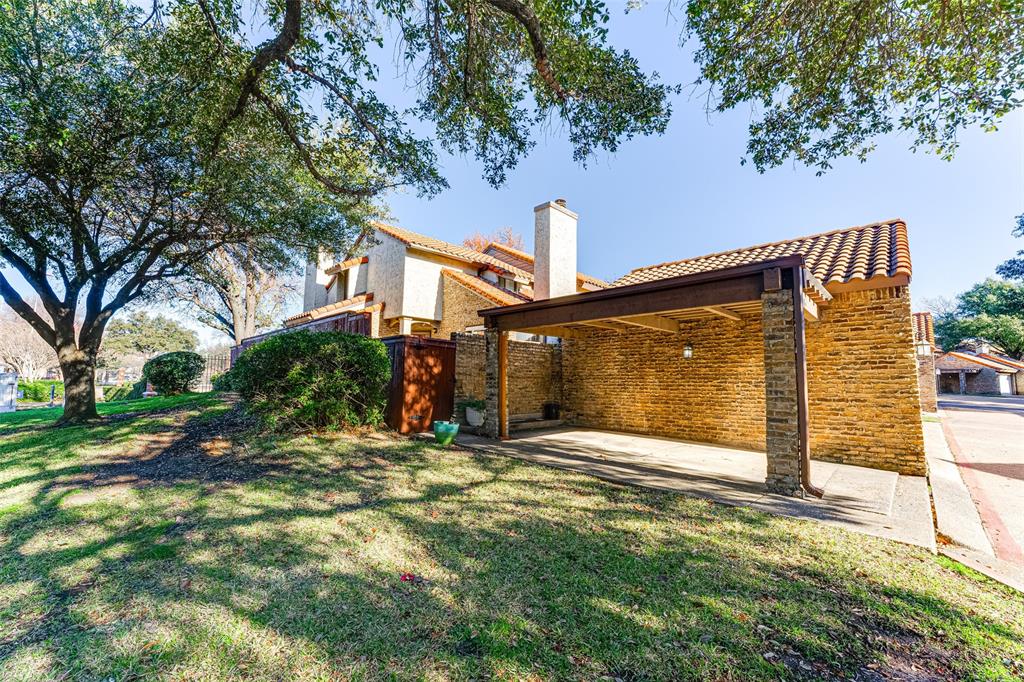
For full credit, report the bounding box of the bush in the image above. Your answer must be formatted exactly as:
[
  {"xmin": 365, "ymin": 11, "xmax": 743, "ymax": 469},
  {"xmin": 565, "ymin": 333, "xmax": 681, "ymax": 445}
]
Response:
[
  {"xmin": 142, "ymin": 352, "xmax": 205, "ymax": 395},
  {"xmin": 17, "ymin": 380, "xmax": 64, "ymax": 402},
  {"xmin": 231, "ymin": 331, "xmax": 391, "ymax": 431},
  {"xmin": 211, "ymin": 370, "xmax": 235, "ymax": 392}
]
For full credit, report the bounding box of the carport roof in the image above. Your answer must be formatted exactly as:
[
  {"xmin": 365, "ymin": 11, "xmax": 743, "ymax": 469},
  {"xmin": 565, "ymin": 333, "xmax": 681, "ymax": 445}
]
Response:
[
  {"xmin": 613, "ymin": 219, "xmax": 911, "ymax": 292},
  {"xmin": 479, "ymin": 255, "xmax": 828, "ymax": 337}
]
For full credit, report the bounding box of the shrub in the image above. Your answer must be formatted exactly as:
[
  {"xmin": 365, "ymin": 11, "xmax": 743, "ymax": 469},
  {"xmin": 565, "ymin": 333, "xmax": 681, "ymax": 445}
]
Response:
[
  {"xmin": 17, "ymin": 380, "xmax": 64, "ymax": 402},
  {"xmin": 211, "ymin": 370, "xmax": 235, "ymax": 392},
  {"xmin": 142, "ymin": 352, "xmax": 205, "ymax": 395},
  {"xmin": 231, "ymin": 331, "xmax": 391, "ymax": 431}
]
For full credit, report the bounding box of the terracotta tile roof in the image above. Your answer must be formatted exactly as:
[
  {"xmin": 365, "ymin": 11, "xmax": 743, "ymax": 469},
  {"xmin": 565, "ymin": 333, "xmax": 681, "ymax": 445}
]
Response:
[
  {"xmin": 613, "ymin": 220, "xmax": 912, "ymax": 290},
  {"xmin": 912, "ymin": 312, "xmax": 935, "ymax": 345},
  {"xmin": 285, "ymin": 293, "xmax": 373, "ymax": 326},
  {"xmin": 441, "ymin": 269, "xmax": 529, "ymax": 306},
  {"xmin": 483, "ymin": 242, "xmax": 609, "ymax": 288},
  {"xmin": 979, "ymin": 353, "xmax": 1024, "ymax": 370},
  {"xmin": 325, "ymin": 256, "xmax": 368, "ymax": 276},
  {"xmin": 374, "ymin": 222, "xmax": 533, "ymax": 280},
  {"xmin": 945, "ymin": 352, "xmax": 1019, "ymax": 372}
]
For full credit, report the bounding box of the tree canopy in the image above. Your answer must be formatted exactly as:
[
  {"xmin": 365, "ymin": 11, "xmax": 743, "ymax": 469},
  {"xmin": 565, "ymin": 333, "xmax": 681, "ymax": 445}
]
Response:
[
  {"xmin": 100, "ymin": 311, "xmax": 199, "ymax": 368},
  {"xmin": 934, "ymin": 279, "xmax": 1024, "ymax": 358},
  {"xmin": 681, "ymin": 0, "xmax": 1024, "ymax": 172}
]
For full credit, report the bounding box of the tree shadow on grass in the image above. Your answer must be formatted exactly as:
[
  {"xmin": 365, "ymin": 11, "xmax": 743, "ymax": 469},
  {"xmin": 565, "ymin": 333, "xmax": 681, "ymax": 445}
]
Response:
[{"xmin": 0, "ymin": 402, "xmax": 1022, "ymax": 680}]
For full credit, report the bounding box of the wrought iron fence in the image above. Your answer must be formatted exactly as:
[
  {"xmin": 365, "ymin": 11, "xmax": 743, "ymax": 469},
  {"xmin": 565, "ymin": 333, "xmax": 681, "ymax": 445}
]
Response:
[{"xmin": 195, "ymin": 352, "xmax": 230, "ymax": 392}]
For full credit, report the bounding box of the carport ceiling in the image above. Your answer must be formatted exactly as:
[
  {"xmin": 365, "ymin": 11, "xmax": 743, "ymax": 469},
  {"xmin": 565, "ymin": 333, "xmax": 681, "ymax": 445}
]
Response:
[{"xmin": 479, "ymin": 256, "xmax": 831, "ymax": 338}]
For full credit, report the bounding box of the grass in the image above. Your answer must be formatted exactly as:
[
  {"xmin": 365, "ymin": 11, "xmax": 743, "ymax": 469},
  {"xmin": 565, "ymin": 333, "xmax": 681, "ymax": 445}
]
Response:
[{"xmin": 0, "ymin": 396, "xmax": 1022, "ymax": 681}]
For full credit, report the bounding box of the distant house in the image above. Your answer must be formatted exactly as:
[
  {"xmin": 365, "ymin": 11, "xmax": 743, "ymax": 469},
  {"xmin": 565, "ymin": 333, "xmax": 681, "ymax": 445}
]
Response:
[
  {"xmin": 288, "ymin": 217, "xmax": 606, "ymax": 339},
  {"xmin": 935, "ymin": 342, "xmax": 1023, "ymax": 395}
]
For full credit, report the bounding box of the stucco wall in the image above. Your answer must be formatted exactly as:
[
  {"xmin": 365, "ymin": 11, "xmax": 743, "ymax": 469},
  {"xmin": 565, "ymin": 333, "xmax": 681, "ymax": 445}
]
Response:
[
  {"xmin": 365, "ymin": 233, "xmax": 407, "ymax": 321},
  {"xmin": 400, "ymin": 250, "xmax": 476, "ymax": 321}
]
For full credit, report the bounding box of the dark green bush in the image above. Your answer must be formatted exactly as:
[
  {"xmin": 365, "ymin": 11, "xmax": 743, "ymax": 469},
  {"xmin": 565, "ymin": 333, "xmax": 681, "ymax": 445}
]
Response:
[
  {"xmin": 231, "ymin": 331, "xmax": 391, "ymax": 431},
  {"xmin": 142, "ymin": 352, "xmax": 205, "ymax": 395},
  {"xmin": 211, "ymin": 370, "xmax": 235, "ymax": 392},
  {"xmin": 17, "ymin": 380, "xmax": 63, "ymax": 402}
]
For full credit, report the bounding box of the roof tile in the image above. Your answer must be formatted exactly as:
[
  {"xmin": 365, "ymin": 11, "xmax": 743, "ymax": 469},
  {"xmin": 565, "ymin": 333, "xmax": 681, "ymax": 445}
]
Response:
[{"xmin": 613, "ymin": 220, "xmax": 912, "ymax": 290}]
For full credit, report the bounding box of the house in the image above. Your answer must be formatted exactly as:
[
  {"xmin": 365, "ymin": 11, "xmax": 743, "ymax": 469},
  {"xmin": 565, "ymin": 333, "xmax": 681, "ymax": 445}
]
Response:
[
  {"xmin": 935, "ymin": 342, "xmax": 1023, "ymax": 395},
  {"xmin": 289, "ymin": 210, "xmax": 606, "ymax": 339},
  {"xmin": 243, "ymin": 197, "xmax": 930, "ymax": 493},
  {"xmin": 476, "ymin": 201, "xmax": 928, "ymax": 495},
  {"xmin": 912, "ymin": 312, "xmax": 938, "ymax": 411}
]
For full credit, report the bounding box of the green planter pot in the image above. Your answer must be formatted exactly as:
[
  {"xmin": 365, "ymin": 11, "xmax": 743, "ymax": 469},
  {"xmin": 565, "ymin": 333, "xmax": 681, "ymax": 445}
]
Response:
[{"xmin": 433, "ymin": 421, "xmax": 460, "ymax": 446}]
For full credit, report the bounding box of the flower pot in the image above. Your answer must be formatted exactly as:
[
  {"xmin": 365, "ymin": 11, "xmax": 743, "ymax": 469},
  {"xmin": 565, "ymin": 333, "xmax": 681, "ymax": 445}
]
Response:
[
  {"xmin": 433, "ymin": 421, "xmax": 460, "ymax": 446},
  {"xmin": 465, "ymin": 406, "xmax": 485, "ymax": 427}
]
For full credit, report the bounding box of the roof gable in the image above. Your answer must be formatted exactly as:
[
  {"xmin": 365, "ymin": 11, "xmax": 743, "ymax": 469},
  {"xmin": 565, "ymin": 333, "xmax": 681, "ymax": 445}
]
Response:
[
  {"xmin": 482, "ymin": 241, "xmax": 608, "ymax": 288},
  {"xmin": 613, "ymin": 220, "xmax": 912, "ymax": 291}
]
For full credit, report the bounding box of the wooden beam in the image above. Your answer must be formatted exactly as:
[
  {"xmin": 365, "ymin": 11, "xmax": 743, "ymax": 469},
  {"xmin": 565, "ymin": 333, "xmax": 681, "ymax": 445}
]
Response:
[
  {"xmin": 801, "ymin": 292, "xmax": 819, "ymax": 322},
  {"xmin": 518, "ymin": 325, "xmax": 584, "ymax": 339},
  {"xmin": 578, "ymin": 320, "xmax": 624, "ymax": 331},
  {"xmin": 489, "ymin": 273, "xmax": 764, "ymax": 332},
  {"xmin": 703, "ymin": 306, "xmax": 742, "ymax": 322},
  {"xmin": 763, "ymin": 267, "xmax": 782, "ymax": 292},
  {"xmin": 615, "ymin": 314, "xmax": 680, "ymax": 334}
]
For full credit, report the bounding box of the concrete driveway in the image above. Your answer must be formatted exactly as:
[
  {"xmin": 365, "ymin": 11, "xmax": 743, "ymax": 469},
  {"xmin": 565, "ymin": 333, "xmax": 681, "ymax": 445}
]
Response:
[{"xmin": 939, "ymin": 394, "xmax": 1024, "ymax": 565}]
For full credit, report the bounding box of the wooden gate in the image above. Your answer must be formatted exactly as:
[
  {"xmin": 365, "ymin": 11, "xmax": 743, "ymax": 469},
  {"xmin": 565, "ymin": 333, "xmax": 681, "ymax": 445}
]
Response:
[{"xmin": 382, "ymin": 336, "xmax": 456, "ymax": 434}]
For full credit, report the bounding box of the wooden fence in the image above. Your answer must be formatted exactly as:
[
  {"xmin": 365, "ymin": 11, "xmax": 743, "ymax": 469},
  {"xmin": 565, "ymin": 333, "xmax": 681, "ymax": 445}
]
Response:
[{"xmin": 382, "ymin": 336, "xmax": 456, "ymax": 434}]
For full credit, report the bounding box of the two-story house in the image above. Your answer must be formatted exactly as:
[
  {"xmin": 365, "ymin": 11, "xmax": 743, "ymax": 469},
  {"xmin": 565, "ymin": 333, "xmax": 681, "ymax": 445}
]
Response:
[{"xmin": 288, "ymin": 200, "xmax": 606, "ymax": 338}]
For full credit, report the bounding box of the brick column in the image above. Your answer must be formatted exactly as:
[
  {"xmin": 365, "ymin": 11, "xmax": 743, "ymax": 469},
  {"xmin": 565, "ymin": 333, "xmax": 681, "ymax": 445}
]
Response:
[
  {"xmin": 762, "ymin": 291, "xmax": 801, "ymax": 495},
  {"xmin": 484, "ymin": 328, "xmax": 508, "ymax": 438}
]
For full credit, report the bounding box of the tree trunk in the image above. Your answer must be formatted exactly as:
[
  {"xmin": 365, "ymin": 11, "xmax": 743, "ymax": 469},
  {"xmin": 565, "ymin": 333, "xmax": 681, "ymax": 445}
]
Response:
[{"xmin": 56, "ymin": 347, "xmax": 99, "ymax": 425}]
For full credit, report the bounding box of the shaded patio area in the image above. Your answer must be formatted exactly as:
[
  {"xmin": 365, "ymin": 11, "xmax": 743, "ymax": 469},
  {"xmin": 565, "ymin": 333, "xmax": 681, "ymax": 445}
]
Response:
[{"xmin": 454, "ymin": 427, "xmax": 935, "ymax": 549}]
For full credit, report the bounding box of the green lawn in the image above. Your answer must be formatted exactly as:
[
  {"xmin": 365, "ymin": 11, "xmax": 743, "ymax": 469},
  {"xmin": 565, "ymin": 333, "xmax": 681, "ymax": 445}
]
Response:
[{"xmin": 0, "ymin": 396, "xmax": 1021, "ymax": 681}]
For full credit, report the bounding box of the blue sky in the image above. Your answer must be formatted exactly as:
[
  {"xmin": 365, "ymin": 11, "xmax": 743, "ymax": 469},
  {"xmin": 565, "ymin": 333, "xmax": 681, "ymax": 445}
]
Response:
[
  {"xmin": 377, "ymin": 4, "xmax": 1023, "ymax": 312},
  {"xmin": 3, "ymin": 2, "xmax": 1022, "ymax": 342}
]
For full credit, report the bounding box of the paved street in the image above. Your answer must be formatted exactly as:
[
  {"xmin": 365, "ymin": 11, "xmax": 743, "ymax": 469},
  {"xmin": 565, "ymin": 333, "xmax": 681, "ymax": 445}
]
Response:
[{"xmin": 939, "ymin": 394, "xmax": 1024, "ymax": 565}]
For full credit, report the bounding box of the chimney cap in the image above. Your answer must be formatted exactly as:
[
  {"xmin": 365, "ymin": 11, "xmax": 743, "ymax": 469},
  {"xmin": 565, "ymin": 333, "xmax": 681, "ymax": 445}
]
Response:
[{"xmin": 555, "ymin": 198, "xmax": 567, "ymax": 207}]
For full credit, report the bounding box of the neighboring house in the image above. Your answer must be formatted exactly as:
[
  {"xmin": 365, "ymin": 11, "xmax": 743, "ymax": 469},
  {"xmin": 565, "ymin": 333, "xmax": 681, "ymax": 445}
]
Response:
[
  {"xmin": 911, "ymin": 312, "xmax": 938, "ymax": 411},
  {"xmin": 288, "ymin": 210, "xmax": 606, "ymax": 339},
  {"xmin": 935, "ymin": 343, "xmax": 1023, "ymax": 395}
]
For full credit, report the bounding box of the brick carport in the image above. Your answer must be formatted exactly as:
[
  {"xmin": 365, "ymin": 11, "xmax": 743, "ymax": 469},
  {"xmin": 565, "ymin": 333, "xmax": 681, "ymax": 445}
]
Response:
[{"xmin": 479, "ymin": 256, "xmax": 833, "ymax": 497}]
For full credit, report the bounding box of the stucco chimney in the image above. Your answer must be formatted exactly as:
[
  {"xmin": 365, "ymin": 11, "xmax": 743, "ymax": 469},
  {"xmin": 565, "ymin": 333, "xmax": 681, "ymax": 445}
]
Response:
[
  {"xmin": 533, "ymin": 199, "xmax": 578, "ymax": 300},
  {"xmin": 302, "ymin": 251, "xmax": 334, "ymax": 312}
]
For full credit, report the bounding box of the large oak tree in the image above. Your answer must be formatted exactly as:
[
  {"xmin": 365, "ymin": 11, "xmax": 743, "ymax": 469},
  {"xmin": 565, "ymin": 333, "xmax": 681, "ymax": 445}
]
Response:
[{"xmin": 0, "ymin": 0, "xmax": 673, "ymax": 423}]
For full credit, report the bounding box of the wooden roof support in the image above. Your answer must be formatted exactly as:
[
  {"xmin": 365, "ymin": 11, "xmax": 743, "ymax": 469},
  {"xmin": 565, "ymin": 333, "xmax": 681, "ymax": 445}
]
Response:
[
  {"xmin": 703, "ymin": 305, "xmax": 742, "ymax": 322},
  {"xmin": 579, "ymin": 320, "xmax": 625, "ymax": 331},
  {"xmin": 615, "ymin": 314, "xmax": 681, "ymax": 334},
  {"xmin": 518, "ymin": 325, "xmax": 584, "ymax": 339},
  {"xmin": 801, "ymin": 292, "xmax": 819, "ymax": 322}
]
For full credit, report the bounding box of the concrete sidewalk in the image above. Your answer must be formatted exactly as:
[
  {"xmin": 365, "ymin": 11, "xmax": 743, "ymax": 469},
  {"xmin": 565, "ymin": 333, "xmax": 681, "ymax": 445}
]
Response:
[{"xmin": 450, "ymin": 428, "xmax": 936, "ymax": 551}]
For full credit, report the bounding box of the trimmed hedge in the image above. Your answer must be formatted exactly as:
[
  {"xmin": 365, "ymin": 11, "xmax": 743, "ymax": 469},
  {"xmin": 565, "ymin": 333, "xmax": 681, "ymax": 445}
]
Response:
[
  {"xmin": 143, "ymin": 352, "xmax": 205, "ymax": 395},
  {"xmin": 18, "ymin": 380, "xmax": 64, "ymax": 402},
  {"xmin": 231, "ymin": 331, "xmax": 390, "ymax": 431}
]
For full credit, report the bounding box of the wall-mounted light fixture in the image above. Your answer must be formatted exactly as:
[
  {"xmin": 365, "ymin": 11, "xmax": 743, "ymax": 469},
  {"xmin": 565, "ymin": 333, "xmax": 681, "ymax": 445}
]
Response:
[
  {"xmin": 683, "ymin": 342, "xmax": 694, "ymax": 359},
  {"xmin": 915, "ymin": 340, "xmax": 932, "ymax": 357}
]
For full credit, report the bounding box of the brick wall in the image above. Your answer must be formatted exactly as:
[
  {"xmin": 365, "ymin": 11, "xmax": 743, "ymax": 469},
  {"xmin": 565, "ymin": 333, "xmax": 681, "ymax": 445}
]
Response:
[
  {"xmin": 455, "ymin": 332, "xmax": 560, "ymax": 420},
  {"xmin": 561, "ymin": 285, "xmax": 926, "ymax": 475},
  {"xmin": 437, "ymin": 276, "xmax": 487, "ymax": 339},
  {"xmin": 804, "ymin": 286, "xmax": 925, "ymax": 475},
  {"xmin": 562, "ymin": 316, "xmax": 766, "ymax": 451},
  {"xmin": 761, "ymin": 291, "xmax": 801, "ymax": 494},
  {"xmin": 916, "ymin": 353, "xmax": 938, "ymax": 411}
]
